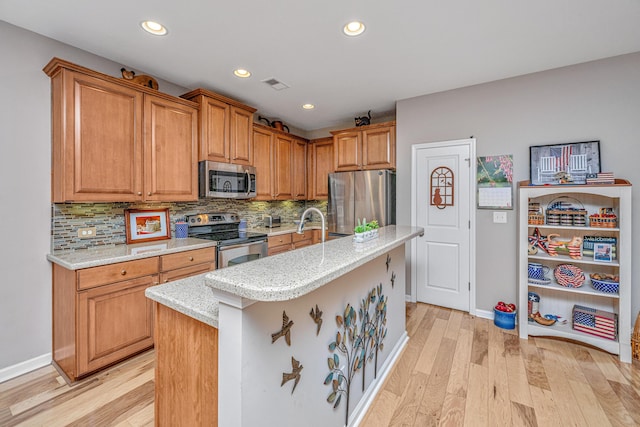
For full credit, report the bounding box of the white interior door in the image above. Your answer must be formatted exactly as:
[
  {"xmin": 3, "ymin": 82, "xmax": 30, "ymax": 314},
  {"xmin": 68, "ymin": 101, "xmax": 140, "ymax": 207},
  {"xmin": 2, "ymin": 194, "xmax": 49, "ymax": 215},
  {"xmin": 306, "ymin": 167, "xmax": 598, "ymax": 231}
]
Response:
[{"xmin": 412, "ymin": 139, "xmax": 475, "ymax": 312}]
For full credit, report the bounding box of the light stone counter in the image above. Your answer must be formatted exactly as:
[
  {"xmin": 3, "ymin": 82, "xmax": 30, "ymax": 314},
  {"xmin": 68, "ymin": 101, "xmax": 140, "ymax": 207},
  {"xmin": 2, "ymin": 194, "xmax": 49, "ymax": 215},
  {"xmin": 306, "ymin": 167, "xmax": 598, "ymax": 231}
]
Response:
[
  {"xmin": 47, "ymin": 237, "xmax": 216, "ymax": 270},
  {"xmin": 204, "ymin": 225, "xmax": 422, "ymax": 301}
]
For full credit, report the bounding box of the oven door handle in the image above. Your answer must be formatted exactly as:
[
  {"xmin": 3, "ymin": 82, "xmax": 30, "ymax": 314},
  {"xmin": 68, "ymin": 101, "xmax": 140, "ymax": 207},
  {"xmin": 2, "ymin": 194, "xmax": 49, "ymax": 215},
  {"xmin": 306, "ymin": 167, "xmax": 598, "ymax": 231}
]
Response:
[{"xmin": 218, "ymin": 240, "xmax": 266, "ymax": 252}]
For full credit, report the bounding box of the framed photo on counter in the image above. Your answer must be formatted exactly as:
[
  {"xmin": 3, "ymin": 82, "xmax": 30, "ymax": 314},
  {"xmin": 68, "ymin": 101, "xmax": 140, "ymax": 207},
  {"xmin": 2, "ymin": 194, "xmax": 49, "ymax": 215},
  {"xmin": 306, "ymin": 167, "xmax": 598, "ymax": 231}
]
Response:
[{"xmin": 125, "ymin": 208, "xmax": 171, "ymax": 244}]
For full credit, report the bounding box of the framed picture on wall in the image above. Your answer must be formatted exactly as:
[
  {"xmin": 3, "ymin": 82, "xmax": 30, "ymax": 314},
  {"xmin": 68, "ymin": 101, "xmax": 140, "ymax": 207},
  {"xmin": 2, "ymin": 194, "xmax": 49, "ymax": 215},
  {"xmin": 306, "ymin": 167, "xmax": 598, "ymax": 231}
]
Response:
[
  {"xmin": 125, "ymin": 208, "xmax": 171, "ymax": 244},
  {"xmin": 529, "ymin": 140, "xmax": 600, "ymax": 185}
]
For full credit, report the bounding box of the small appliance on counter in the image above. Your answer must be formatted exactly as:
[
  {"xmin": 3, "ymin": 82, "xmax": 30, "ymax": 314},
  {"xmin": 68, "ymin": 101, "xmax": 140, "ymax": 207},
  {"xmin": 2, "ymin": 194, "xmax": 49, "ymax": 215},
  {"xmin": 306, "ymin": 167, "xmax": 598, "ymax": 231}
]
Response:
[{"xmin": 263, "ymin": 215, "xmax": 281, "ymax": 228}]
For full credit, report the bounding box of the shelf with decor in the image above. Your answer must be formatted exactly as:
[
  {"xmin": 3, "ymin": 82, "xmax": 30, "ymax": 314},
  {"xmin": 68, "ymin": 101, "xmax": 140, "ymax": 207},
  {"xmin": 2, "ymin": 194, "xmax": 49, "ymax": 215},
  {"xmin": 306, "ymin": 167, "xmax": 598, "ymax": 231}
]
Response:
[{"xmin": 518, "ymin": 179, "xmax": 632, "ymax": 363}]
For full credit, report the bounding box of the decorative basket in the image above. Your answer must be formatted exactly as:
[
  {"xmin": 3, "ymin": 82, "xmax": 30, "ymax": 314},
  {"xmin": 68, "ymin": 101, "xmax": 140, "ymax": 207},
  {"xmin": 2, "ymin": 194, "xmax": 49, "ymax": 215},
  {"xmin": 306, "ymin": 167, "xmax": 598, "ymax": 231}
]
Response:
[
  {"xmin": 589, "ymin": 208, "xmax": 617, "ymax": 228},
  {"xmin": 545, "ymin": 197, "xmax": 587, "ymax": 227},
  {"xmin": 528, "ymin": 212, "xmax": 544, "ymax": 225},
  {"xmin": 554, "ymin": 264, "xmax": 585, "ymax": 288},
  {"xmin": 590, "ymin": 278, "xmax": 619, "ymax": 294}
]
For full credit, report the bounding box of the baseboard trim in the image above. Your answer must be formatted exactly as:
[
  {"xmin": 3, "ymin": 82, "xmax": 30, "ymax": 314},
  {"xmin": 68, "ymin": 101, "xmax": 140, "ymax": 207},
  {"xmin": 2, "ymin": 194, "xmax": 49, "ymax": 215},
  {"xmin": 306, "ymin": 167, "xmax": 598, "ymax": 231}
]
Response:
[
  {"xmin": 0, "ymin": 353, "xmax": 52, "ymax": 384},
  {"xmin": 350, "ymin": 331, "xmax": 409, "ymax": 427},
  {"xmin": 475, "ymin": 308, "xmax": 494, "ymax": 320}
]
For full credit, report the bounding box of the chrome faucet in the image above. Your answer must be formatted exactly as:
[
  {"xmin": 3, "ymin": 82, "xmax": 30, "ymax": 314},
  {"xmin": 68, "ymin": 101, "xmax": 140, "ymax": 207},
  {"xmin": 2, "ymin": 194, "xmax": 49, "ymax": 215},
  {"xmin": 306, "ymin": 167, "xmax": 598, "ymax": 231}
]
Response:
[{"xmin": 297, "ymin": 207, "xmax": 325, "ymax": 243}]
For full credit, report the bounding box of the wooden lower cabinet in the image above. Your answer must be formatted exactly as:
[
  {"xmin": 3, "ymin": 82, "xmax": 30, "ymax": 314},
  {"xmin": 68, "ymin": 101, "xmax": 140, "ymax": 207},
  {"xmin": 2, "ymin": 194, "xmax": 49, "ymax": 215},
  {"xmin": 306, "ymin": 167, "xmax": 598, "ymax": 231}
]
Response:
[
  {"xmin": 268, "ymin": 233, "xmax": 293, "ymax": 255},
  {"xmin": 77, "ymin": 275, "xmax": 156, "ymax": 375},
  {"xmin": 52, "ymin": 247, "xmax": 216, "ymax": 382},
  {"xmin": 292, "ymin": 230, "xmax": 313, "ymax": 249},
  {"xmin": 155, "ymin": 303, "xmax": 218, "ymax": 426}
]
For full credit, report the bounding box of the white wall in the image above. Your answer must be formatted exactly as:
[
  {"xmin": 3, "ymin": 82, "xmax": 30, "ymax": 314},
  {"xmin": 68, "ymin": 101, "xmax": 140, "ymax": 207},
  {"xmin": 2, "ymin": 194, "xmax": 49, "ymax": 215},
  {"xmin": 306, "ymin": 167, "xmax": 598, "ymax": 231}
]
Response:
[
  {"xmin": 0, "ymin": 21, "xmax": 187, "ymax": 376},
  {"xmin": 397, "ymin": 52, "xmax": 640, "ymax": 317}
]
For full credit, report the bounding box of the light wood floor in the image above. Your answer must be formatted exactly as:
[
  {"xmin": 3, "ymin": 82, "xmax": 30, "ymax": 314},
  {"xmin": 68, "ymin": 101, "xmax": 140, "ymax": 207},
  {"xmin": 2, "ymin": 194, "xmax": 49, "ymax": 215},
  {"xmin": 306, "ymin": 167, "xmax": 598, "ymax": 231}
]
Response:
[{"xmin": 1, "ymin": 303, "xmax": 639, "ymax": 426}]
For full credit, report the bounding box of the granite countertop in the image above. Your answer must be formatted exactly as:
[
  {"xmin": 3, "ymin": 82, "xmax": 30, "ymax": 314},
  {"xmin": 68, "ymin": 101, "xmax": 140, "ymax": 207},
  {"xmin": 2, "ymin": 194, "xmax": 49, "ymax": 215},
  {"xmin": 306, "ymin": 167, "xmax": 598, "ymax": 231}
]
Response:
[
  {"xmin": 145, "ymin": 225, "xmax": 423, "ymax": 327},
  {"xmin": 47, "ymin": 237, "xmax": 216, "ymax": 270},
  {"xmin": 204, "ymin": 225, "xmax": 422, "ymax": 302}
]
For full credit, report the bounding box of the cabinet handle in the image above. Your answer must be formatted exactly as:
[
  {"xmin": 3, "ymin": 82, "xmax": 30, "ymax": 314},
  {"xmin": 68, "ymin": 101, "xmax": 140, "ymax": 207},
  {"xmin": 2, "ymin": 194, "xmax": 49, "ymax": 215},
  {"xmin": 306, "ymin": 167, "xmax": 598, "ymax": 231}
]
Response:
[
  {"xmin": 164, "ymin": 279, "xmax": 169, "ymax": 283},
  {"xmin": 137, "ymin": 192, "xmax": 142, "ymax": 196},
  {"xmin": 189, "ymin": 257, "xmax": 194, "ymax": 261},
  {"xmin": 148, "ymin": 192, "xmax": 152, "ymax": 196},
  {"xmin": 121, "ymin": 269, "xmax": 127, "ymax": 275}
]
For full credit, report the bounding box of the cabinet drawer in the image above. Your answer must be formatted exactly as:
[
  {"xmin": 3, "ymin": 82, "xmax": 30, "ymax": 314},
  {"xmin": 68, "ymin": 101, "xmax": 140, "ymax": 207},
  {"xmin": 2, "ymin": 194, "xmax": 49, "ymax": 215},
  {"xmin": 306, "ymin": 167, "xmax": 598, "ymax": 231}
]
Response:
[
  {"xmin": 160, "ymin": 262, "xmax": 215, "ymax": 283},
  {"xmin": 268, "ymin": 245, "xmax": 292, "ymax": 256},
  {"xmin": 77, "ymin": 258, "xmax": 158, "ymax": 290},
  {"xmin": 293, "ymin": 239, "xmax": 313, "ymax": 250},
  {"xmin": 291, "ymin": 230, "xmax": 313, "ymax": 243},
  {"xmin": 268, "ymin": 233, "xmax": 292, "ymax": 248},
  {"xmin": 160, "ymin": 248, "xmax": 216, "ymax": 272}
]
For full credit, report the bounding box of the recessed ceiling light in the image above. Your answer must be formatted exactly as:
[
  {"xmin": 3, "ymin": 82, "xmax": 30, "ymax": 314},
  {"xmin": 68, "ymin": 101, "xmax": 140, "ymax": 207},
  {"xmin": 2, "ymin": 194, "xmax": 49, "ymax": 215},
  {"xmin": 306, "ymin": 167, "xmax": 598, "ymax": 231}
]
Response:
[
  {"xmin": 302, "ymin": 104, "xmax": 315, "ymax": 110},
  {"xmin": 234, "ymin": 69, "xmax": 251, "ymax": 78},
  {"xmin": 141, "ymin": 21, "xmax": 167, "ymax": 36},
  {"xmin": 343, "ymin": 21, "xmax": 365, "ymax": 36}
]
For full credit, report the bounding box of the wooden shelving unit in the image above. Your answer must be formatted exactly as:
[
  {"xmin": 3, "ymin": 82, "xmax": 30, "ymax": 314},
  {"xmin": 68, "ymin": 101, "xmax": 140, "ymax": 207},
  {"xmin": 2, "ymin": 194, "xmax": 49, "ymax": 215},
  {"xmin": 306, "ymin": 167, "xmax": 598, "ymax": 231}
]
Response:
[{"xmin": 517, "ymin": 180, "xmax": 632, "ymax": 362}]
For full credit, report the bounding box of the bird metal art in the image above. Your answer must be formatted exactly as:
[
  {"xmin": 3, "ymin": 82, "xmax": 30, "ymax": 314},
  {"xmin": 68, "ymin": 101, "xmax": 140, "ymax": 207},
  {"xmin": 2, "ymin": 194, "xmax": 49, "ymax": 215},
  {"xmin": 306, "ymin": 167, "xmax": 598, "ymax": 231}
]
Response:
[
  {"xmin": 309, "ymin": 304, "xmax": 323, "ymax": 336},
  {"xmin": 271, "ymin": 311, "xmax": 294, "ymax": 346},
  {"xmin": 281, "ymin": 356, "xmax": 303, "ymax": 394},
  {"xmin": 386, "ymin": 254, "xmax": 391, "ymax": 272},
  {"xmin": 391, "ymin": 271, "xmax": 396, "ymax": 288}
]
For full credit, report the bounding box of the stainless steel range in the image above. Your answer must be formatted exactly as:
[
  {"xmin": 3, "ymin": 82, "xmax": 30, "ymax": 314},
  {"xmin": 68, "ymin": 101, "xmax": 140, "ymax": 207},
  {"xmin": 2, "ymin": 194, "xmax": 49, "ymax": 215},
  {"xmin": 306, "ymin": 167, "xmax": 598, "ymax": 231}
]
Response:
[{"xmin": 186, "ymin": 213, "xmax": 268, "ymax": 269}]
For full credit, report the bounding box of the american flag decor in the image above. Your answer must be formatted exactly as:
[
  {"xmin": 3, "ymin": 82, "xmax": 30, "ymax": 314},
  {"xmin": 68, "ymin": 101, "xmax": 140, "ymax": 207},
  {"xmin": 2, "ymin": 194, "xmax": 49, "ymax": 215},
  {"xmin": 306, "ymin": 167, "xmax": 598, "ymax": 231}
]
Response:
[
  {"xmin": 551, "ymin": 145, "xmax": 573, "ymax": 172},
  {"xmin": 572, "ymin": 305, "xmax": 617, "ymax": 340}
]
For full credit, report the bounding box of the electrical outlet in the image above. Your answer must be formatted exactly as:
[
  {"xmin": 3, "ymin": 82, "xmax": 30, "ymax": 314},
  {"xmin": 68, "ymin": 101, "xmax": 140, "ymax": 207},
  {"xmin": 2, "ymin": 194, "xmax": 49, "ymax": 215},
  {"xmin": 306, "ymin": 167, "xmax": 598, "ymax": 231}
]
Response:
[
  {"xmin": 77, "ymin": 227, "xmax": 97, "ymax": 238},
  {"xmin": 493, "ymin": 212, "xmax": 507, "ymax": 223}
]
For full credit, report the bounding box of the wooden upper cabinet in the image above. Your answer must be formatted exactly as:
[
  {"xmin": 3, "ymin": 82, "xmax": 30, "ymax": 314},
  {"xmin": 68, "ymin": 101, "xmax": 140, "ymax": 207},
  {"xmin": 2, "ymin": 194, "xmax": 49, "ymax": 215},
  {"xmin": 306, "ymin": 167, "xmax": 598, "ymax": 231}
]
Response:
[
  {"xmin": 144, "ymin": 95, "xmax": 198, "ymax": 201},
  {"xmin": 292, "ymin": 138, "xmax": 307, "ymax": 200},
  {"xmin": 273, "ymin": 133, "xmax": 293, "ymax": 200},
  {"xmin": 308, "ymin": 137, "xmax": 334, "ymax": 200},
  {"xmin": 181, "ymin": 88, "xmax": 256, "ymax": 165},
  {"xmin": 44, "ymin": 58, "xmax": 199, "ymax": 202},
  {"xmin": 333, "ymin": 131, "xmax": 361, "ymax": 172},
  {"xmin": 252, "ymin": 125, "xmax": 274, "ymax": 201},
  {"xmin": 331, "ymin": 121, "xmax": 396, "ymax": 171}
]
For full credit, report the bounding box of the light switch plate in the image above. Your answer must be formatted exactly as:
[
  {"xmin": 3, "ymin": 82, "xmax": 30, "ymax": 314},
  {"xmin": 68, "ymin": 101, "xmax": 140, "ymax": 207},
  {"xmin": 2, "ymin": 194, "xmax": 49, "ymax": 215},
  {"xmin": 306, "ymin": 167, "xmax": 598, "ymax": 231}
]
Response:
[
  {"xmin": 77, "ymin": 227, "xmax": 97, "ymax": 238},
  {"xmin": 493, "ymin": 212, "xmax": 507, "ymax": 223}
]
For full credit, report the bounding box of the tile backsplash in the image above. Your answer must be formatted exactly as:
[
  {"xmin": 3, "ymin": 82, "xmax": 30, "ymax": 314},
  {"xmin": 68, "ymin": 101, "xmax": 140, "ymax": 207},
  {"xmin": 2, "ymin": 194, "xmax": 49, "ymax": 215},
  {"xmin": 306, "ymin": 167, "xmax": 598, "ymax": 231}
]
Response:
[{"xmin": 52, "ymin": 199, "xmax": 327, "ymax": 251}]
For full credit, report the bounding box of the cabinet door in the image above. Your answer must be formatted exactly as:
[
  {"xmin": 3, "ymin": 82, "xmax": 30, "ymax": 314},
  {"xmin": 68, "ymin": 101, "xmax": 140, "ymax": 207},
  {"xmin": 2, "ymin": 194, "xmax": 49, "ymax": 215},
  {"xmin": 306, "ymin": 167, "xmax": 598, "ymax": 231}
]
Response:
[
  {"xmin": 363, "ymin": 125, "xmax": 395, "ymax": 170},
  {"xmin": 77, "ymin": 275, "xmax": 157, "ymax": 375},
  {"xmin": 144, "ymin": 95, "xmax": 198, "ymax": 201},
  {"xmin": 292, "ymin": 138, "xmax": 307, "ymax": 200},
  {"xmin": 308, "ymin": 137, "xmax": 334, "ymax": 200},
  {"xmin": 334, "ymin": 131, "xmax": 361, "ymax": 171},
  {"xmin": 55, "ymin": 70, "xmax": 144, "ymax": 202},
  {"xmin": 274, "ymin": 134, "xmax": 293, "ymax": 200},
  {"xmin": 230, "ymin": 106, "xmax": 254, "ymax": 165},
  {"xmin": 252, "ymin": 126, "xmax": 274, "ymax": 200},
  {"xmin": 199, "ymin": 95, "xmax": 230, "ymax": 162}
]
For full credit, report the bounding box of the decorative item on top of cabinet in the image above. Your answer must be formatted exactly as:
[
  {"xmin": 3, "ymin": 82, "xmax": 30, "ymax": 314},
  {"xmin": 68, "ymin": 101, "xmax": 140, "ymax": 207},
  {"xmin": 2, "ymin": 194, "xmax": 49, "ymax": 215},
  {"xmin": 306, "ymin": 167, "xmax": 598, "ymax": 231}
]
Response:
[
  {"xmin": 120, "ymin": 67, "xmax": 158, "ymax": 90},
  {"xmin": 354, "ymin": 110, "xmax": 371, "ymax": 127},
  {"xmin": 259, "ymin": 115, "xmax": 290, "ymax": 133},
  {"xmin": 517, "ymin": 179, "xmax": 633, "ymax": 363},
  {"xmin": 331, "ymin": 121, "xmax": 395, "ymax": 171},
  {"xmin": 44, "ymin": 58, "xmax": 198, "ymax": 203},
  {"xmin": 181, "ymin": 88, "xmax": 257, "ymax": 165}
]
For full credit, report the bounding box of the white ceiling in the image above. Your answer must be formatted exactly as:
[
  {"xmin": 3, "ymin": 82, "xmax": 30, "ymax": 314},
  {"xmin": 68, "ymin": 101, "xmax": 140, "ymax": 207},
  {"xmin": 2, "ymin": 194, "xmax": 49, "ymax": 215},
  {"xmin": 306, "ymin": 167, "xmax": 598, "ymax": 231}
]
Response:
[{"xmin": 2, "ymin": 0, "xmax": 640, "ymax": 131}]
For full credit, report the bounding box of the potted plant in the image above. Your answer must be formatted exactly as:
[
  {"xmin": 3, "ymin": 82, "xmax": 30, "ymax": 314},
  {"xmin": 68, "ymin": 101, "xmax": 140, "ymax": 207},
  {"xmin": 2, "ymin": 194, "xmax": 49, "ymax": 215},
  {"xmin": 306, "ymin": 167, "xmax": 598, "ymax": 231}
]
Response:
[{"xmin": 354, "ymin": 218, "xmax": 379, "ymax": 242}]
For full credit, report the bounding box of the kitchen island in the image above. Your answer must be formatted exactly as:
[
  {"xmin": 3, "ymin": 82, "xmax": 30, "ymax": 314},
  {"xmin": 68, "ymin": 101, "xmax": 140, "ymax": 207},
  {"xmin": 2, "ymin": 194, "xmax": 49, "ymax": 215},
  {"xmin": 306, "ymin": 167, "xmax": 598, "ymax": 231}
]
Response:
[{"xmin": 146, "ymin": 225, "xmax": 423, "ymax": 427}]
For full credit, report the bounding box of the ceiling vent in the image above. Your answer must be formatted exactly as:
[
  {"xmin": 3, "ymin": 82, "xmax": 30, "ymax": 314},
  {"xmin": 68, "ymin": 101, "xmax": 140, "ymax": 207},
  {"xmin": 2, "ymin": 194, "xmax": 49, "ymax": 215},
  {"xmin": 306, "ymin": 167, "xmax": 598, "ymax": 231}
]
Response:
[{"xmin": 262, "ymin": 78, "xmax": 290, "ymax": 91}]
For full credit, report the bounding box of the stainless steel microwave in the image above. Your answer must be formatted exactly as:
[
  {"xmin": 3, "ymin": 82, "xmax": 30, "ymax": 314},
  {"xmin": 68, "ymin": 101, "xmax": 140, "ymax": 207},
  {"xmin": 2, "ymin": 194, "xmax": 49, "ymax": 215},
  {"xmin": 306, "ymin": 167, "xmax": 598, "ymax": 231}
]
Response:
[{"xmin": 198, "ymin": 161, "xmax": 257, "ymax": 199}]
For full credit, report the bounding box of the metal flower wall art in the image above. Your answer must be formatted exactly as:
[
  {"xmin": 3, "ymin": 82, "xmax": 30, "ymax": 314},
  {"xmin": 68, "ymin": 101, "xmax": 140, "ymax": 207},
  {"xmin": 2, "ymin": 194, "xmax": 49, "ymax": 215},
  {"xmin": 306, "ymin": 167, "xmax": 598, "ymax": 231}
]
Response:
[
  {"xmin": 324, "ymin": 284, "xmax": 388, "ymax": 426},
  {"xmin": 271, "ymin": 311, "xmax": 294, "ymax": 346}
]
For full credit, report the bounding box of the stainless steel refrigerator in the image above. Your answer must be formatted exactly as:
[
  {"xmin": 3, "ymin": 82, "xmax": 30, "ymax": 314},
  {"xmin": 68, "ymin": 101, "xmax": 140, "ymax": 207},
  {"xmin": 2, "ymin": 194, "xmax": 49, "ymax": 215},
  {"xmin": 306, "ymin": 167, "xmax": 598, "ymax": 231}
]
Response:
[{"xmin": 327, "ymin": 170, "xmax": 396, "ymax": 235}]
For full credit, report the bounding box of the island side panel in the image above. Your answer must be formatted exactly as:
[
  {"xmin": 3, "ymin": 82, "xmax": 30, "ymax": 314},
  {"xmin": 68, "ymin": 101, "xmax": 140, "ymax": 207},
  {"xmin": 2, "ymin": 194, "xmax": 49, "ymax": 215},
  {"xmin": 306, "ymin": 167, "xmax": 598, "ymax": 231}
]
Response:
[
  {"xmin": 154, "ymin": 303, "xmax": 218, "ymax": 427},
  {"xmin": 235, "ymin": 245, "xmax": 406, "ymax": 427}
]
